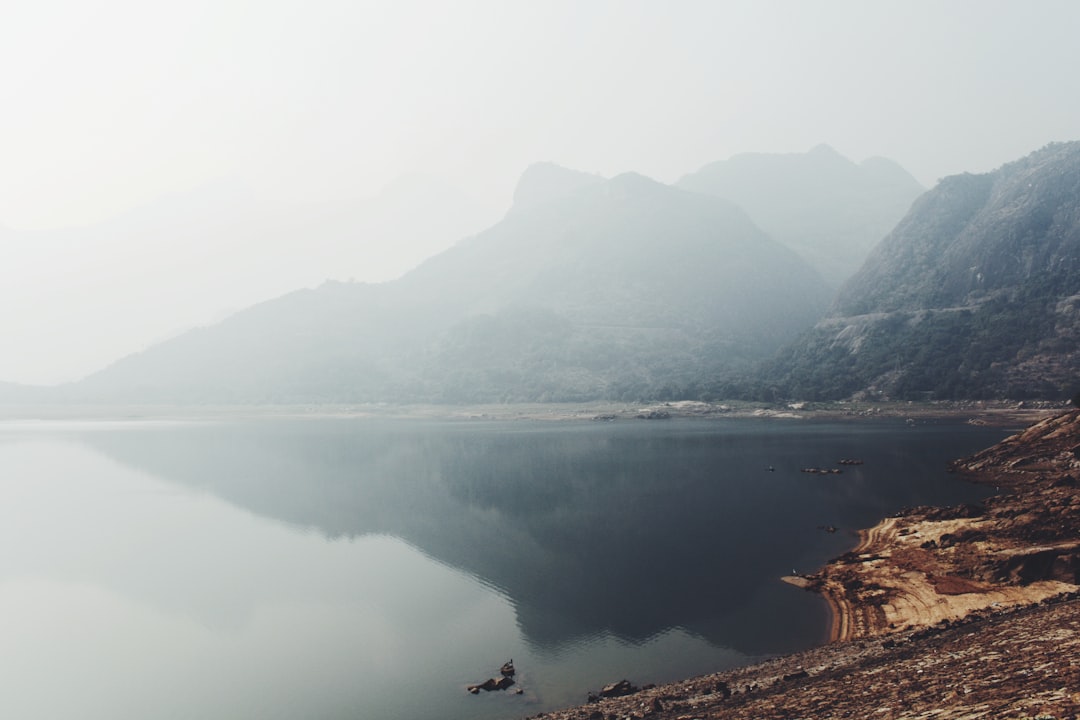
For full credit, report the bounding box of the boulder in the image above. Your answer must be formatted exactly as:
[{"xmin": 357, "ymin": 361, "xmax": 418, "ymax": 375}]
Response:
[{"xmin": 599, "ymin": 679, "xmax": 638, "ymax": 698}]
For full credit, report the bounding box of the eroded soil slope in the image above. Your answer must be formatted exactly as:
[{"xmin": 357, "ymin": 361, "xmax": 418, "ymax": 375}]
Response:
[{"xmin": 807, "ymin": 410, "xmax": 1080, "ymax": 641}]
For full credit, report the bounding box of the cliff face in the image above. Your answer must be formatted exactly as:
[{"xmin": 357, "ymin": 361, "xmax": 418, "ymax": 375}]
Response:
[{"xmin": 768, "ymin": 141, "xmax": 1080, "ymax": 401}]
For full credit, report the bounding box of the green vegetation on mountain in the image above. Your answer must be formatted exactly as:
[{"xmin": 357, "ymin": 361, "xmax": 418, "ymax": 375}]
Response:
[{"xmin": 764, "ymin": 142, "xmax": 1080, "ymax": 401}]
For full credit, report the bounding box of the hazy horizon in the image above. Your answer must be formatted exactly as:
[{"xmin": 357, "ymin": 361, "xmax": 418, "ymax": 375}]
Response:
[{"xmin": 4, "ymin": 0, "xmax": 1080, "ymax": 385}]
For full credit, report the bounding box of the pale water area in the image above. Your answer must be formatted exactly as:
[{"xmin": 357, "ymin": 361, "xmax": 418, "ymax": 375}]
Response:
[{"xmin": 0, "ymin": 416, "xmax": 1012, "ymax": 719}]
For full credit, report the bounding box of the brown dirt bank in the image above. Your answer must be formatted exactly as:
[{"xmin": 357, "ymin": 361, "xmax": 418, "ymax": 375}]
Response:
[
  {"xmin": 524, "ymin": 410, "xmax": 1080, "ymax": 720},
  {"xmin": 806, "ymin": 410, "xmax": 1080, "ymax": 642}
]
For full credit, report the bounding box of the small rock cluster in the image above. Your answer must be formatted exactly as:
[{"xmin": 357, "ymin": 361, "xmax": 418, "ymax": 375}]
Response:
[{"xmin": 468, "ymin": 660, "xmax": 519, "ymax": 695}]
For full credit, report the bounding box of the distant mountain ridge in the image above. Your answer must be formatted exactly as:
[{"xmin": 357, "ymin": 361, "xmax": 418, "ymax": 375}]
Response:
[
  {"xmin": 0, "ymin": 174, "xmax": 499, "ymax": 386},
  {"xmin": 510, "ymin": 162, "xmax": 605, "ymax": 211},
  {"xmin": 678, "ymin": 145, "xmax": 925, "ymax": 286},
  {"xmin": 765, "ymin": 141, "xmax": 1080, "ymax": 400},
  {"xmin": 63, "ymin": 170, "xmax": 832, "ymax": 404}
]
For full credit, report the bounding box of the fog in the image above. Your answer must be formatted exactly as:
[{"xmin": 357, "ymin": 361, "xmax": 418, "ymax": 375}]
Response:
[{"xmin": 3, "ymin": 0, "xmax": 1080, "ymax": 385}]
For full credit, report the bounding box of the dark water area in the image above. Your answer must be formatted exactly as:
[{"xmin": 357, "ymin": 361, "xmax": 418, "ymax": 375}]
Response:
[{"xmin": 0, "ymin": 416, "xmax": 1013, "ymax": 719}]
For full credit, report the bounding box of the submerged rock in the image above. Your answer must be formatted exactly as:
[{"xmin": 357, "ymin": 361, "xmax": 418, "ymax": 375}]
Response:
[{"xmin": 467, "ymin": 675, "xmax": 516, "ymax": 693}]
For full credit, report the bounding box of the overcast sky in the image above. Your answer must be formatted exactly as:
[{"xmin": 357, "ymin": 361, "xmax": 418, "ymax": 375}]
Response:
[{"xmin": 3, "ymin": 0, "xmax": 1080, "ymax": 385}]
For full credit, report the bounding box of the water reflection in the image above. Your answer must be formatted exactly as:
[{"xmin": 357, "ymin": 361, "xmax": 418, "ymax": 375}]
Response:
[
  {"xmin": 77, "ymin": 418, "xmax": 1007, "ymax": 656},
  {"xmin": 0, "ymin": 436, "xmax": 527, "ymax": 720}
]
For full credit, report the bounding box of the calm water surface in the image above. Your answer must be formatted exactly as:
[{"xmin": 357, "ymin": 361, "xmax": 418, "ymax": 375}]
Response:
[{"xmin": 0, "ymin": 416, "xmax": 1012, "ymax": 719}]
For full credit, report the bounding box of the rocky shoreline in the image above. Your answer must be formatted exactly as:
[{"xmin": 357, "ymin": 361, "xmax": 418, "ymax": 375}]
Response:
[
  {"xmin": 525, "ymin": 592, "xmax": 1080, "ymax": 720},
  {"xmin": 805, "ymin": 410, "xmax": 1080, "ymax": 643},
  {"xmin": 524, "ymin": 410, "xmax": 1080, "ymax": 720}
]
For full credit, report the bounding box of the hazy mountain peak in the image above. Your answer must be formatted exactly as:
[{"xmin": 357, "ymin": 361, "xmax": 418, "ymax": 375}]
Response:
[
  {"xmin": 807, "ymin": 143, "xmax": 844, "ymax": 159},
  {"xmin": 676, "ymin": 146, "xmax": 925, "ymax": 286},
  {"xmin": 603, "ymin": 171, "xmax": 668, "ymax": 196},
  {"xmin": 511, "ymin": 162, "xmax": 605, "ymax": 211},
  {"xmin": 64, "ymin": 161, "xmax": 832, "ymax": 405}
]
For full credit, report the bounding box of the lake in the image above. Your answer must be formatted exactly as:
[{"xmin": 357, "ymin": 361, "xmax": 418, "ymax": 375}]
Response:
[{"xmin": 0, "ymin": 415, "xmax": 1012, "ymax": 719}]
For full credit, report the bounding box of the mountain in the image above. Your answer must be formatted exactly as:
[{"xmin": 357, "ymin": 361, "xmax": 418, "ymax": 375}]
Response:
[
  {"xmin": 765, "ymin": 141, "xmax": 1080, "ymax": 401},
  {"xmin": 0, "ymin": 381, "xmax": 52, "ymax": 404},
  {"xmin": 677, "ymin": 145, "xmax": 925, "ymax": 286},
  {"xmin": 66, "ymin": 169, "xmax": 832, "ymax": 404},
  {"xmin": 0, "ymin": 174, "xmax": 498, "ymax": 386},
  {"xmin": 510, "ymin": 162, "xmax": 605, "ymax": 211}
]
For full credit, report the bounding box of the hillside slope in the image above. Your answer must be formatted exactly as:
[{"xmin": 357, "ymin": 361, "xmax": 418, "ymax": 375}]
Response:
[
  {"xmin": 69, "ymin": 171, "xmax": 831, "ymax": 403},
  {"xmin": 767, "ymin": 141, "xmax": 1080, "ymax": 401}
]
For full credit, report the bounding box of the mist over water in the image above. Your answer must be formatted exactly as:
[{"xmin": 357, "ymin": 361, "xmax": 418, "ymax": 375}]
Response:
[{"xmin": 0, "ymin": 417, "xmax": 1010, "ymax": 719}]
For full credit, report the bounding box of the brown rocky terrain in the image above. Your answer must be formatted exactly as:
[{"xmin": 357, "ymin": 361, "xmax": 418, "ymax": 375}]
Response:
[
  {"xmin": 805, "ymin": 410, "xmax": 1080, "ymax": 642},
  {"xmin": 525, "ymin": 410, "xmax": 1080, "ymax": 720}
]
